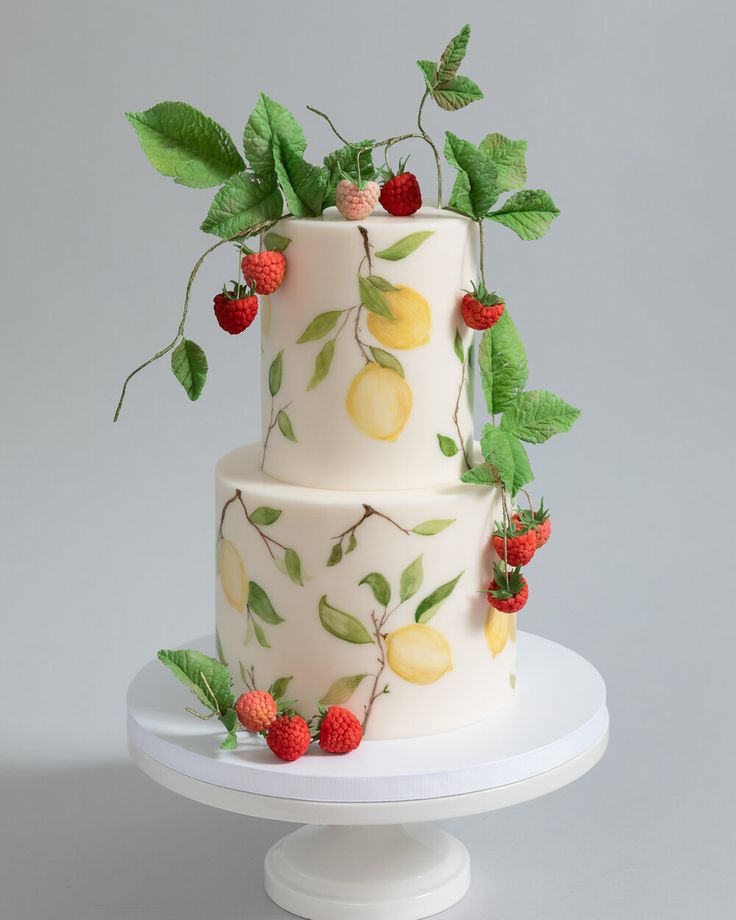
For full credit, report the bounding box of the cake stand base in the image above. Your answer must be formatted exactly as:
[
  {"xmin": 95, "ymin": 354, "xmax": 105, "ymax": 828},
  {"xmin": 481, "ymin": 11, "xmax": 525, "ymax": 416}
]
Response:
[
  {"xmin": 127, "ymin": 632, "xmax": 608, "ymax": 920},
  {"xmin": 264, "ymin": 824, "xmax": 469, "ymax": 920}
]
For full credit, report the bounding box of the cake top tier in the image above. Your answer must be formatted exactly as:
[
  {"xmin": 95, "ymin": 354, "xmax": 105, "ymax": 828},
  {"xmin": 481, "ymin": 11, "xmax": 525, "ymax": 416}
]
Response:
[{"xmin": 259, "ymin": 207, "xmax": 477, "ymax": 491}]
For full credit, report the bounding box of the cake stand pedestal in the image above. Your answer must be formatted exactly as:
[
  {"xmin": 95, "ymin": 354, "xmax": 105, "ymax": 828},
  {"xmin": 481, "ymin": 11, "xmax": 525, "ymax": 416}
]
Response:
[{"xmin": 127, "ymin": 632, "xmax": 608, "ymax": 920}]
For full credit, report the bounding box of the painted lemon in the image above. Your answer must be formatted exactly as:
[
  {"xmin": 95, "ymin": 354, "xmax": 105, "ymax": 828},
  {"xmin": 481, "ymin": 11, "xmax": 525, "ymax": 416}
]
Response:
[
  {"xmin": 346, "ymin": 363, "xmax": 413, "ymax": 442},
  {"xmin": 218, "ymin": 539, "xmax": 249, "ymax": 613},
  {"xmin": 386, "ymin": 624, "xmax": 452, "ymax": 685},
  {"xmin": 367, "ymin": 285, "xmax": 431, "ymax": 350},
  {"xmin": 485, "ymin": 609, "xmax": 518, "ymax": 656}
]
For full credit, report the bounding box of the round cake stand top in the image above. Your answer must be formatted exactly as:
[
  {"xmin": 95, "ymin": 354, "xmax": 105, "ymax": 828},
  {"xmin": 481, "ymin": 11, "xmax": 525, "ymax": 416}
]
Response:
[{"xmin": 128, "ymin": 631, "xmax": 607, "ymax": 825}]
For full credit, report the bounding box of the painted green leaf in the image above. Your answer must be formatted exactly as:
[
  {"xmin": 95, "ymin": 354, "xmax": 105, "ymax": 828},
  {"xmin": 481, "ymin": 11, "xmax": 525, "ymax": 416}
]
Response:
[
  {"xmin": 412, "ymin": 519, "xmax": 455, "ymax": 536},
  {"xmin": 249, "ymin": 506, "xmax": 282, "ymax": 526},
  {"xmin": 432, "ymin": 76, "xmax": 484, "ymax": 112},
  {"xmin": 126, "ymin": 102, "xmax": 244, "ymax": 188},
  {"xmin": 319, "ymin": 674, "xmax": 369, "ymax": 706},
  {"xmin": 327, "ymin": 542, "xmax": 343, "ymax": 567},
  {"xmin": 437, "ymin": 433, "xmax": 459, "ymax": 457},
  {"xmin": 200, "ymin": 172, "xmax": 283, "ymax": 238},
  {"xmin": 157, "ymin": 649, "xmax": 234, "ymax": 714},
  {"xmin": 370, "ymin": 347, "xmax": 404, "ymax": 378},
  {"xmin": 480, "ymin": 425, "xmax": 515, "ymax": 494},
  {"xmin": 252, "ymin": 619, "xmax": 270, "ymax": 648},
  {"xmin": 239, "ymin": 661, "xmax": 250, "ymax": 685},
  {"xmin": 437, "ymin": 24, "xmax": 471, "ymax": 82},
  {"xmin": 400, "ymin": 555, "xmax": 424, "ymax": 603},
  {"xmin": 500, "ymin": 390, "xmax": 581, "ymax": 443},
  {"xmin": 268, "ymin": 350, "xmax": 283, "ymax": 397},
  {"xmin": 243, "ymin": 93, "xmax": 306, "ymax": 179},
  {"xmin": 415, "ymin": 572, "xmax": 464, "ymax": 624},
  {"xmin": 367, "ymin": 275, "xmax": 400, "ymax": 293},
  {"xmin": 358, "ymin": 275, "xmax": 394, "ymax": 318},
  {"xmin": 248, "ymin": 582, "xmax": 284, "ymax": 624},
  {"xmin": 479, "ymin": 134, "xmax": 528, "ymax": 193},
  {"xmin": 273, "ymin": 137, "xmax": 327, "ymax": 218},
  {"xmin": 510, "ymin": 672, "xmax": 517, "ymax": 689},
  {"xmin": 244, "ymin": 618, "xmax": 254, "ymax": 644},
  {"xmin": 507, "ymin": 432, "xmax": 535, "ymax": 495},
  {"xmin": 444, "ymin": 132, "xmax": 500, "ymax": 219},
  {"xmin": 319, "ymin": 596, "xmax": 374, "ymax": 644},
  {"xmin": 297, "ymin": 310, "xmax": 343, "ymax": 343},
  {"xmin": 264, "ymin": 232, "xmax": 291, "ymax": 252},
  {"xmin": 346, "ymin": 533, "xmax": 358, "ymax": 554},
  {"xmin": 215, "ymin": 629, "xmax": 227, "ymax": 665},
  {"xmin": 270, "ymin": 676, "xmax": 292, "ymax": 700},
  {"xmin": 277, "ymin": 410, "xmax": 297, "ymax": 442},
  {"xmin": 308, "ymin": 339, "xmax": 335, "ymax": 390},
  {"xmin": 453, "ymin": 329, "xmax": 464, "ymax": 363},
  {"xmin": 461, "ymin": 462, "xmax": 500, "ymax": 486},
  {"xmin": 220, "ymin": 731, "xmax": 238, "ymax": 750},
  {"xmin": 477, "ymin": 311, "xmax": 528, "ymax": 416},
  {"xmin": 375, "ymin": 232, "xmax": 434, "ymax": 261},
  {"xmin": 285, "ymin": 548, "xmax": 304, "ymax": 586},
  {"xmin": 359, "ymin": 572, "xmax": 391, "ymax": 607},
  {"xmin": 171, "ymin": 339, "xmax": 208, "ymax": 401},
  {"xmin": 323, "ymin": 140, "xmax": 376, "ymax": 208},
  {"xmin": 488, "ymin": 189, "xmax": 560, "ymax": 240}
]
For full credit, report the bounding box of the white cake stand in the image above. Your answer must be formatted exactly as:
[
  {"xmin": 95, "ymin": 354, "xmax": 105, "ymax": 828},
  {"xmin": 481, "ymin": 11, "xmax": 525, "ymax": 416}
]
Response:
[{"xmin": 127, "ymin": 632, "xmax": 608, "ymax": 920}]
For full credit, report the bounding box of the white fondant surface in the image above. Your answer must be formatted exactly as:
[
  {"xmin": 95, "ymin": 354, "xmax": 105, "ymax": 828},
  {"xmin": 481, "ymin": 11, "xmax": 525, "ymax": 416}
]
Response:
[
  {"xmin": 216, "ymin": 443, "xmax": 511, "ymax": 740},
  {"xmin": 260, "ymin": 207, "xmax": 477, "ymax": 491},
  {"xmin": 128, "ymin": 632, "xmax": 608, "ymax": 804}
]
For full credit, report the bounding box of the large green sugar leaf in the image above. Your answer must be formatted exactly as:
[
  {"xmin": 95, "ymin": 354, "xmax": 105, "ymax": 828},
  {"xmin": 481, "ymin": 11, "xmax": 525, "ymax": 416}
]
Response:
[
  {"xmin": 477, "ymin": 311, "xmax": 528, "ymax": 416},
  {"xmin": 200, "ymin": 172, "xmax": 283, "ymax": 238},
  {"xmin": 171, "ymin": 339, "xmax": 207, "ymax": 401},
  {"xmin": 273, "ymin": 137, "xmax": 327, "ymax": 218},
  {"xmin": 126, "ymin": 102, "xmax": 244, "ymax": 188},
  {"xmin": 479, "ymin": 134, "xmax": 528, "ymax": 193},
  {"xmin": 480, "ymin": 426, "xmax": 533, "ymax": 497},
  {"xmin": 432, "ymin": 76, "xmax": 484, "ymax": 112},
  {"xmin": 444, "ymin": 132, "xmax": 499, "ymax": 219},
  {"xmin": 158, "ymin": 649, "xmax": 234, "ymax": 715},
  {"xmin": 500, "ymin": 390, "xmax": 581, "ymax": 443},
  {"xmin": 243, "ymin": 94, "xmax": 306, "ymax": 179},
  {"xmin": 488, "ymin": 189, "xmax": 560, "ymax": 240},
  {"xmin": 437, "ymin": 24, "xmax": 471, "ymax": 82}
]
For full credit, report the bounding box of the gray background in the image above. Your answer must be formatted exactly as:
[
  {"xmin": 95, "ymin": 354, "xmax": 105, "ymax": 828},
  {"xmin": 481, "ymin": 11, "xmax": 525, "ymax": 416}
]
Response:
[{"xmin": 1, "ymin": 1, "xmax": 734, "ymax": 917}]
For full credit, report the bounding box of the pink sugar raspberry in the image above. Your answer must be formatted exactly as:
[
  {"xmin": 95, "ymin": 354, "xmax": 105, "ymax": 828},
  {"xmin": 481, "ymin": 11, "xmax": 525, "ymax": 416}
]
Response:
[
  {"xmin": 235, "ymin": 689, "xmax": 278, "ymax": 733},
  {"xmin": 335, "ymin": 179, "xmax": 380, "ymax": 221}
]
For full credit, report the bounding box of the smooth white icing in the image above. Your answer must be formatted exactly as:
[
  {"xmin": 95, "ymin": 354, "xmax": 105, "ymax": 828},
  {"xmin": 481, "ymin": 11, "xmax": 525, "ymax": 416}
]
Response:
[
  {"xmin": 216, "ymin": 444, "xmax": 515, "ymax": 740},
  {"xmin": 260, "ymin": 208, "xmax": 477, "ymax": 491}
]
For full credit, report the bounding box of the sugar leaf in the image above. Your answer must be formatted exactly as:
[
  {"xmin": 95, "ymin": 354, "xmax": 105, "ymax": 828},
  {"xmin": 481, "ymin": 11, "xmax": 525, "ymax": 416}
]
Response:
[
  {"xmin": 437, "ymin": 24, "xmax": 471, "ymax": 82},
  {"xmin": 477, "ymin": 311, "xmax": 528, "ymax": 416},
  {"xmin": 126, "ymin": 102, "xmax": 244, "ymax": 188},
  {"xmin": 158, "ymin": 649, "xmax": 234, "ymax": 715},
  {"xmin": 501, "ymin": 390, "xmax": 581, "ymax": 443},
  {"xmin": 432, "ymin": 76, "xmax": 484, "ymax": 112},
  {"xmin": 488, "ymin": 189, "xmax": 560, "ymax": 240},
  {"xmin": 437, "ymin": 434, "xmax": 459, "ymax": 457},
  {"xmin": 200, "ymin": 172, "xmax": 283, "ymax": 238},
  {"xmin": 480, "ymin": 425, "xmax": 516, "ymax": 494},
  {"xmin": 171, "ymin": 339, "xmax": 207, "ymax": 401},
  {"xmin": 461, "ymin": 462, "xmax": 500, "ymax": 486},
  {"xmin": 479, "ymin": 134, "xmax": 528, "ymax": 193},
  {"xmin": 243, "ymin": 94, "xmax": 306, "ymax": 179},
  {"xmin": 273, "ymin": 137, "xmax": 327, "ymax": 218},
  {"xmin": 444, "ymin": 132, "xmax": 500, "ymax": 219}
]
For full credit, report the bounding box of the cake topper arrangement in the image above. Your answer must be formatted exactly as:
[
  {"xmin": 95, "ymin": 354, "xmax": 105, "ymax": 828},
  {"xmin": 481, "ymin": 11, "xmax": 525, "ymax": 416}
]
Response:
[{"xmin": 121, "ymin": 24, "xmax": 581, "ymax": 761}]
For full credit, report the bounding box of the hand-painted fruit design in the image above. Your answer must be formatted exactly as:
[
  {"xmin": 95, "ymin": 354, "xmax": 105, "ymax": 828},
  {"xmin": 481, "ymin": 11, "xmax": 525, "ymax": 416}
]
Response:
[
  {"xmin": 218, "ymin": 539, "xmax": 249, "ymax": 613},
  {"xmin": 346, "ymin": 363, "xmax": 413, "ymax": 441},
  {"xmin": 386, "ymin": 624, "xmax": 452, "ymax": 685},
  {"xmin": 366, "ymin": 285, "xmax": 431, "ymax": 350},
  {"xmin": 485, "ymin": 608, "xmax": 518, "ymax": 657}
]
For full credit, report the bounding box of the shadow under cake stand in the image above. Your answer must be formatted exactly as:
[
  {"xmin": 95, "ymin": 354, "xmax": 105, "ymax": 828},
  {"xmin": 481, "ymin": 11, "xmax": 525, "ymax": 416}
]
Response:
[{"xmin": 127, "ymin": 632, "xmax": 608, "ymax": 920}]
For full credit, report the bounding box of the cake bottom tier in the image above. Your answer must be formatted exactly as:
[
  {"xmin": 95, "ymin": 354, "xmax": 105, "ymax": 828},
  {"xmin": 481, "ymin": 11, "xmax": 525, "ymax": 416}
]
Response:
[{"xmin": 216, "ymin": 444, "xmax": 516, "ymax": 740}]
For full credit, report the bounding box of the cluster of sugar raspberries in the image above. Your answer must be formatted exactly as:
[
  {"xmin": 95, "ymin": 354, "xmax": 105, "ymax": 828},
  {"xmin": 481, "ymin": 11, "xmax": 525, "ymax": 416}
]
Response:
[
  {"xmin": 234, "ymin": 690, "xmax": 363, "ymax": 763},
  {"xmin": 212, "ymin": 247, "xmax": 287, "ymax": 336},
  {"xmin": 486, "ymin": 503, "xmax": 552, "ymax": 616}
]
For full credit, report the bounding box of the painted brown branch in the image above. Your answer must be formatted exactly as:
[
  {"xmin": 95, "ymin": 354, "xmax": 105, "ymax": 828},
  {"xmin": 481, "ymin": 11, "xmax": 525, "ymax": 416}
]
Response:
[
  {"xmin": 453, "ymin": 357, "xmax": 471, "ymax": 470},
  {"xmin": 362, "ymin": 609, "xmax": 389, "ymax": 732},
  {"xmin": 261, "ymin": 399, "xmax": 294, "ymax": 468},
  {"xmin": 358, "ymin": 226, "xmax": 373, "ymax": 273},
  {"xmin": 353, "ymin": 307, "xmax": 372, "ymax": 363},
  {"xmin": 219, "ymin": 488, "xmax": 287, "ymax": 560},
  {"xmin": 331, "ymin": 504, "xmax": 411, "ymax": 544}
]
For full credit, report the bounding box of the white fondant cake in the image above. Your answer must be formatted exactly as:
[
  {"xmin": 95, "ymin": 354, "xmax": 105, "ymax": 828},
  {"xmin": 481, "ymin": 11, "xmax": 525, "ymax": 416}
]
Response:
[{"xmin": 216, "ymin": 210, "xmax": 515, "ymax": 740}]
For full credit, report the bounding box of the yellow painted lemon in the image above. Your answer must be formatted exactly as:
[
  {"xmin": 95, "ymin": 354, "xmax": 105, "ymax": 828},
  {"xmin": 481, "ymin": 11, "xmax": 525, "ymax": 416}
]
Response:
[
  {"xmin": 509, "ymin": 612, "xmax": 517, "ymax": 643},
  {"xmin": 386, "ymin": 624, "xmax": 452, "ymax": 685},
  {"xmin": 345, "ymin": 363, "xmax": 413, "ymax": 442},
  {"xmin": 218, "ymin": 539, "xmax": 249, "ymax": 613},
  {"xmin": 366, "ymin": 285, "xmax": 431, "ymax": 350},
  {"xmin": 485, "ymin": 607, "xmax": 512, "ymax": 657}
]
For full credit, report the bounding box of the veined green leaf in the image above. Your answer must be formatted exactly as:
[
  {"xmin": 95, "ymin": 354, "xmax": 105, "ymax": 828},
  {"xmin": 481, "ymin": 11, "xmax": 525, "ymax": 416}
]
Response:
[
  {"xmin": 375, "ymin": 232, "xmax": 434, "ymax": 261},
  {"xmin": 273, "ymin": 137, "xmax": 327, "ymax": 218},
  {"xmin": 126, "ymin": 102, "xmax": 244, "ymax": 188},
  {"xmin": 400, "ymin": 555, "xmax": 424, "ymax": 603},
  {"xmin": 268, "ymin": 350, "xmax": 283, "ymax": 397},
  {"xmin": 477, "ymin": 311, "xmax": 528, "ymax": 416},
  {"xmin": 157, "ymin": 649, "xmax": 234, "ymax": 714},
  {"xmin": 412, "ymin": 519, "xmax": 455, "ymax": 536},
  {"xmin": 479, "ymin": 134, "xmax": 528, "ymax": 193},
  {"xmin": 171, "ymin": 339, "xmax": 207, "ymax": 401},
  {"xmin": 480, "ymin": 425, "xmax": 515, "ymax": 494},
  {"xmin": 264, "ymin": 231, "xmax": 291, "ymax": 252},
  {"xmin": 461, "ymin": 462, "xmax": 500, "ymax": 486},
  {"xmin": 444, "ymin": 132, "xmax": 500, "ymax": 219},
  {"xmin": 243, "ymin": 93, "xmax": 306, "ymax": 179},
  {"xmin": 415, "ymin": 572, "xmax": 464, "ymax": 623},
  {"xmin": 248, "ymin": 582, "xmax": 284, "ymax": 624},
  {"xmin": 359, "ymin": 572, "xmax": 391, "ymax": 607},
  {"xmin": 297, "ymin": 310, "xmax": 343, "ymax": 343},
  {"xmin": 308, "ymin": 339, "xmax": 335, "ymax": 390},
  {"xmin": 432, "ymin": 75, "xmax": 483, "ymax": 112},
  {"xmin": 319, "ymin": 596, "xmax": 374, "ymax": 644},
  {"xmin": 319, "ymin": 674, "xmax": 369, "ymax": 706},
  {"xmin": 437, "ymin": 24, "xmax": 471, "ymax": 82},
  {"xmin": 507, "ymin": 432, "xmax": 535, "ymax": 495},
  {"xmin": 220, "ymin": 730, "xmax": 238, "ymax": 750},
  {"xmin": 488, "ymin": 189, "xmax": 560, "ymax": 240},
  {"xmin": 200, "ymin": 172, "xmax": 283, "ymax": 238},
  {"xmin": 500, "ymin": 390, "xmax": 581, "ymax": 443}
]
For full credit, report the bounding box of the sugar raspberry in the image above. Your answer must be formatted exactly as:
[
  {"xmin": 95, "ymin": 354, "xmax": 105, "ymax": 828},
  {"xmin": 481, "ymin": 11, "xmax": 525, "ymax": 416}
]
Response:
[
  {"xmin": 235, "ymin": 690, "xmax": 277, "ymax": 733},
  {"xmin": 380, "ymin": 172, "xmax": 422, "ymax": 216},
  {"xmin": 335, "ymin": 179, "xmax": 380, "ymax": 220},
  {"xmin": 242, "ymin": 250, "xmax": 286, "ymax": 295},
  {"xmin": 213, "ymin": 289, "xmax": 258, "ymax": 335},
  {"xmin": 461, "ymin": 283, "xmax": 505, "ymax": 331},
  {"xmin": 266, "ymin": 714, "xmax": 312, "ymax": 762},
  {"xmin": 487, "ymin": 564, "xmax": 529, "ymax": 614},
  {"xmin": 491, "ymin": 524, "xmax": 537, "ymax": 567},
  {"xmin": 318, "ymin": 706, "xmax": 363, "ymax": 754}
]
